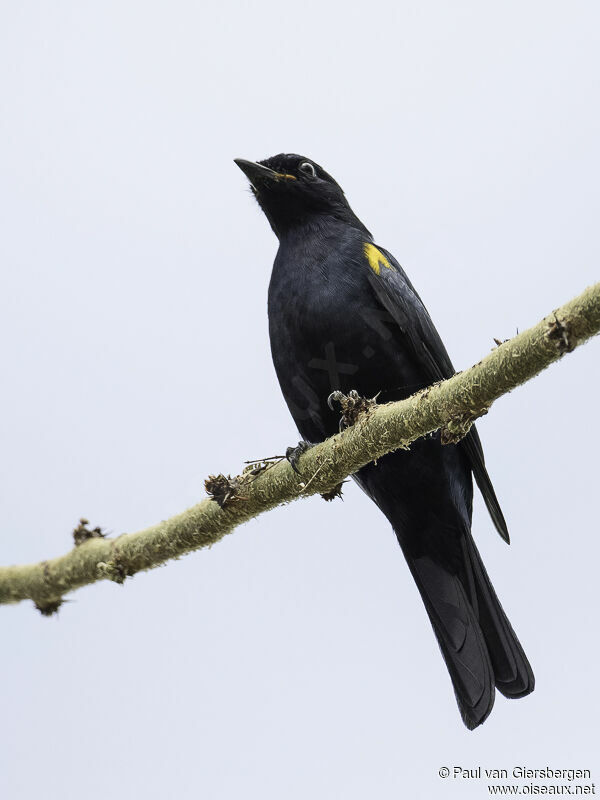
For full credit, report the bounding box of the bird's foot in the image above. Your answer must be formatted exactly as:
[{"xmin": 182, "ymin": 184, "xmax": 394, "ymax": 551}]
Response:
[
  {"xmin": 327, "ymin": 389, "xmax": 379, "ymax": 429},
  {"xmin": 285, "ymin": 441, "xmax": 314, "ymax": 475}
]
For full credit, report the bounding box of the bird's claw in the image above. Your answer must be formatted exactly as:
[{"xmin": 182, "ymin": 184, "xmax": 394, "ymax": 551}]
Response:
[
  {"xmin": 285, "ymin": 441, "xmax": 313, "ymax": 474},
  {"xmin": 327, "ymin": 389, "xmax": 377, "ymax": 430},
  {"xmin": 327, "ymin": 390, "xmax": 345, "ymax": 411}
]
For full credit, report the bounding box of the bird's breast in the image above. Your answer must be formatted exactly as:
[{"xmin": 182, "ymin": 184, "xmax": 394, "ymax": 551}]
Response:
[{"xmin": 268, "ymin": 244, "xmax": 422, "ymax": 441}]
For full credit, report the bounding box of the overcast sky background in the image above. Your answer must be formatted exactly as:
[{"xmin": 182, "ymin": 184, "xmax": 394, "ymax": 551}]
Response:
[{"xmin": 1, "ymin": 2, "xmax": 599, "ymax": 798}]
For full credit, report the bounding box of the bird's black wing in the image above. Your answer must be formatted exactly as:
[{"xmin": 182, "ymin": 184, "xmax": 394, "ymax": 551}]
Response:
[{"xmin": 366, "ymin": 245, "xmax": 510, "ymax": 543}]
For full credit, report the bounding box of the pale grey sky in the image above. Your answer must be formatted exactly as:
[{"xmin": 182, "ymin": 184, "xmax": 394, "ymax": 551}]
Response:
[{"xmin": 1, "ymin": 2, "xmax": 599, "ymax": 798}]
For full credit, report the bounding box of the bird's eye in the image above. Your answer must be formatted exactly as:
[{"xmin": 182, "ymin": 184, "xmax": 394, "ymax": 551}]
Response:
[{"xmin": 299, "ymin": 161, "xmax": 316, "ymax": 178}]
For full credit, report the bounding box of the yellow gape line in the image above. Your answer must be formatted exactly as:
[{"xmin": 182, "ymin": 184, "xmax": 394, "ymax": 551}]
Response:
[{"xmin": 363, "ymin": 242, "xmax": 394, "ymax": 275}]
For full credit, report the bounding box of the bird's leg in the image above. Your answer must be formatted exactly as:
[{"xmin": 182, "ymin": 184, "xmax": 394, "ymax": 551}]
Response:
[{"xmin": 285, "ymin": 441, "xmax": 314, "ymax": 475}]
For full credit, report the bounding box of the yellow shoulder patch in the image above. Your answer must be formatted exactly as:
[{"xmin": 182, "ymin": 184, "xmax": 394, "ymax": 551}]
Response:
[{"xmin": 363, "ymin": 243, "xmax": 394, "ymax": 275}]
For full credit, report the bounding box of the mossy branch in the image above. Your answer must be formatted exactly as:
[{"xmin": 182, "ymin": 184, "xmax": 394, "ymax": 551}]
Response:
[{"xmin": 1, "ymin": 283, "xmax": 599, "ymax": 614}]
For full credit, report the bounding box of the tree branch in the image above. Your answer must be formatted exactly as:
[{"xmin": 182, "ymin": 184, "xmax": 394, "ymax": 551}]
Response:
[{"xmin": 2, "ymin": 283, "xmax": 599, "ymax": 613}]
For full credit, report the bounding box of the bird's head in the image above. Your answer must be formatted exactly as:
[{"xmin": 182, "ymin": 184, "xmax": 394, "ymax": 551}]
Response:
[{"xmin": 234, "ymin": 153, "xmax": 368, "ymax": 239}]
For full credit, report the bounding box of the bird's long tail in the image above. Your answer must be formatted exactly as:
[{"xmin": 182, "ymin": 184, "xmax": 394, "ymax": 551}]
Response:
[{"xmin": 403, "ymin": 534, "xmax": 534, "ymax": 729}]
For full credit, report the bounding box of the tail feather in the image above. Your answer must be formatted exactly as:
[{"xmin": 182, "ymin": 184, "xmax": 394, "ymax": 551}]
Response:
[
  {"xmin": 408, "ymin": 555, "xmax": 495, "ymax": 729},
  {"xmin": 403, "ymin": 535, "xmax": 534, "ymax": 729},
  {"xmin": 463, "ymin": 535, "xmax": 535, "ymax": 698}
]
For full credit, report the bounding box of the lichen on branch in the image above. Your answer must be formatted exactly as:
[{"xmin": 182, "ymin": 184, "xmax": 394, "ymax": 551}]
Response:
[{"xmin": 1, "ymin": 282, "xmax": 599, "ymax": 614}]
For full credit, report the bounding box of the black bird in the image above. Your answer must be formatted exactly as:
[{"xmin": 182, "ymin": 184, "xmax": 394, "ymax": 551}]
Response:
[{"xmin": 235, "ymin": 153, "xmax": 534, "ymax": 729}]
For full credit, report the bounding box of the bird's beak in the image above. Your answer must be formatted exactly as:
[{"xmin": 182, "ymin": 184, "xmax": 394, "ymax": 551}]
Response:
[{"xmin": 234, "ymin": 158, "xmax": 296, "ymax": 187}]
